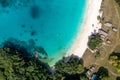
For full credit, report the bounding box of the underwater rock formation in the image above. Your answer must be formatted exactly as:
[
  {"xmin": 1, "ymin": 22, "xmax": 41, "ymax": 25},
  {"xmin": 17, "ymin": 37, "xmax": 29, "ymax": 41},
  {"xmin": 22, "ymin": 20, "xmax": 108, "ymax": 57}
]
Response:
[
  {"xmin": 0, "ymin": 0, "xmax": 34, "ymax": 13},
  {"xmin": 3, "ymin": 38, "xmax": 29, "ymax": 53},
  {"xmin": 2, "ymin": 38, "xmax": 48, "ymax": 58},
  {"xmin": 0, "ymin": 0, "xmax": 7, "ymax": 7},
  {"xmin": 0, "ymin": 0, "xmax": 12, "ymax": 7},
  {"xmin": 30, "ymin": 30, "xmax": 37, "ymax": 36},
  {"xmin": 30, "ymin": 5, "xmax": 40, "ymax": 19},
  {"xmin": 35, "ymin": 46, "xmax": 48, "ymax": 57}
]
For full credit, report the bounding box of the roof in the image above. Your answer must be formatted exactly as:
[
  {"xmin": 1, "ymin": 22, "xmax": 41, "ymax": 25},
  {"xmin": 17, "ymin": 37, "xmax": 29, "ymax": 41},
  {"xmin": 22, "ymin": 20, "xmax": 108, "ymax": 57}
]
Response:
[
  {"xmin": 104, "ymin": 21, "xmax": 112, "ymax": 27},
  {"xmin": 98, "ymin": 29, "xmax": 108, "ymax": 37},
  {"xmin": 90, "ymin": 66, "xmax": 95, "ymax": 72},
  {"xmin": 112, "ymin": 27, "xmax": 117, "ymax": 32},
  {"xmin": 86, "ymin": 70, "xmax": 91, "ymax": 75}
]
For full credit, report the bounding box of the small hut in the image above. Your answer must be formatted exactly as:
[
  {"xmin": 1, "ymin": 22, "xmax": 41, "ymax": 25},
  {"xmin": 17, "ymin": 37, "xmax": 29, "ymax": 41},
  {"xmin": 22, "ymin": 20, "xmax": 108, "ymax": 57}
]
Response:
[
  {"xmin": 112, "ymin": 27, "xmax": 117, "ymax": 32},
  {"xmin": 104, "ymin": 21, "xmax": 112, "ymax": 27},
  {"xmin": 98, "ymin": 29, "xmax": 108, "ymax": 36},
  {"xmin": 89, "ymin": 66, "xmax": 95, "ymax": 72},
  {"xmin": 106, "ymin": 39, "xmax": 111, "ymax": 44}
]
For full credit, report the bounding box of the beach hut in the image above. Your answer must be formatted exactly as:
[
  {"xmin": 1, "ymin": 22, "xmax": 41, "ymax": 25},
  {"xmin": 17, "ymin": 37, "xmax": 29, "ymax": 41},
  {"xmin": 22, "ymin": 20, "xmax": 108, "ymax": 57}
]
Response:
[
  {"xmin": 86, "ymin": 70, "xmax": 91, "ymax": 76},
  {"xmin": 90, "ymin": 66, "xmax": 95, "ymax": 72},
  {"xmin": 98, "ymin": 29, "xmax": 108, "ymax": 37},
  {"xmin": 106, "ymin": 39, "xmax": 111, "ymax": 44},
  {"xmin": 104, "ymin": 21, "xmax": 112, "ymax": 27},
  {"xmin": 100, "ymin": 35, "xmax": 106, "ymax": 41},
  {"xmin": 112, "ymin": 27, "xmax": 118, "ymax": 32}
]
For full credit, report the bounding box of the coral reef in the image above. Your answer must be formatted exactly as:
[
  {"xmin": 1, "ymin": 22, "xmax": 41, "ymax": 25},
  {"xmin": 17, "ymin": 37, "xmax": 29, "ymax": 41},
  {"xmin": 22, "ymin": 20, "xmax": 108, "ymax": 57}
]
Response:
[{"xmin": 30, "ymin": 5, "xmax": 40, "ymax": 19}]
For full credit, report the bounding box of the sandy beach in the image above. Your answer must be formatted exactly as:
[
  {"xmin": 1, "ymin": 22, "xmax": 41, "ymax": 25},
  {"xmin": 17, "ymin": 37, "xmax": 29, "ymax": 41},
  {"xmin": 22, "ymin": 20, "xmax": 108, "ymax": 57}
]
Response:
[{"xmin": 66, "ymin": 0, "xmax": 103, "ymax": 57}]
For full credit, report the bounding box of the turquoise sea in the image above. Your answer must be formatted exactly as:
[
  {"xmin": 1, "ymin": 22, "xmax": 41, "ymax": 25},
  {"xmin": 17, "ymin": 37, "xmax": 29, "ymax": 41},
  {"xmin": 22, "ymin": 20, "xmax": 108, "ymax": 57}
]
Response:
[{"xmin": 0, "ymin": 0, "xmax": 86, "ymax": 66}]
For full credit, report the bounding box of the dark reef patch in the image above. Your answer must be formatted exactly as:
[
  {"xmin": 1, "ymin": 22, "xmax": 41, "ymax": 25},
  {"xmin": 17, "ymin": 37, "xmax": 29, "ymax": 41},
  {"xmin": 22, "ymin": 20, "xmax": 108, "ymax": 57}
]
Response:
[
  {"xmin": 21, "ymin": 24, "xmax": 26, "ymax": 28},
  {"xmin": 0, "ymin": 0, "xmax": 12, "ymax": 8},
  {"xmin": 30, "ymin": 30, "xmax": 37, "ymax": 36},
  {"xmin": 19, "ymin": 33, "xmax": 23, "ymax": 36},
  {"xmin": 2, "ymin": 38, "xmax": 48, "ymax": 58},
  {"xmin": 28, "ymin": 39, "xmax": 36, "ymax": 48},
  {"xmin": 35, "ymin": 38, "xmax": 38, "ymax": 41},
  {"xmin": 30, "ymin": 26, "xmax": 33, "ymax": 29},
  {"xmin": 2, "ymin": 38, "xmax": 30, "ymax": 58},
  {"xmin": 30, "ymin": 5, "xmax": 40, "ymax": 19},
  {"xmin": 0, "ymin": 0, "xmax": 34, "ymax": 14},
  {"xmin": 35, "ymin": 46, "xmax": 48, "ymax": 57}
]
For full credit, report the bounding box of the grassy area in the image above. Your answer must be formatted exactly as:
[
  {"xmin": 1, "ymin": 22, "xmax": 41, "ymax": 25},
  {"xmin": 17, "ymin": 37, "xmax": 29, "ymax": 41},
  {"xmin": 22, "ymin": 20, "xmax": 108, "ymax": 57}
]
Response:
[
  {"xmin": 114, "ymin": 44, "xmax": 120, "ymax": 53},
  {"xmin": 83, "ymin": 0, "xmax": 120, "ymax": 79}
]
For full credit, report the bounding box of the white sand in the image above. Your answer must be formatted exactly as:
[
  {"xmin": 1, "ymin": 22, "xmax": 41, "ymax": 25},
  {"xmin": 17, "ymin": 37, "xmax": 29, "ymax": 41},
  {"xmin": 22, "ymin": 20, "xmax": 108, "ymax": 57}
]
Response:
[{"xmin": 66, "ymin": 0, "xmax": 103, "ymax": 57}]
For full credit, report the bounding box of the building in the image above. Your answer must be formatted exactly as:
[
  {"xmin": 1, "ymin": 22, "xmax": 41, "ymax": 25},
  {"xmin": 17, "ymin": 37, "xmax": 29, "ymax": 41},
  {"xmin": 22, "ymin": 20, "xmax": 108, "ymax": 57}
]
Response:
[
  {"xmin": 104, "ymin": 21, "xmax": 112, "ymax": 27},
  {"xmin": 98, "ymin": 29, "xmax": 108, "ymax": 38},
  {"xmin": 86, "ymin": 65, "xmax": 96, "ymax": 77},
  {"xmin": 89, "ymin": 66, "xmax": 95, "ymax": 72},
  {"xmin": 86, "ymin": 70, "xmax": 91, "ymax": 76},
  {"xmin": 112, "ymin": 27, "xmax": 118, "ymax": 32},
  {"xmin": 106, "ymin": 39, "xmax": 111, "ymax": 44}
]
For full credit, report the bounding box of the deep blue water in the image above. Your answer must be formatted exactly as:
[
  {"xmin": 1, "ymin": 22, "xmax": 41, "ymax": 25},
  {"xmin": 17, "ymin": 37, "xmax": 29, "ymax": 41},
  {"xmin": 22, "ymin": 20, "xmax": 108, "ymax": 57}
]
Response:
[{"xmin": 0, "ymin": 0, "xmax": 86, "ymax": 66}]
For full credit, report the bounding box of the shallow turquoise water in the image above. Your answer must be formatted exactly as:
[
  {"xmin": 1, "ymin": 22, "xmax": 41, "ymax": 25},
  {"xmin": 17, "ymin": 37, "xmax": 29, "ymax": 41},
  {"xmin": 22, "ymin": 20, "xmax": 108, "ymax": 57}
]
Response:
[{"xmin": 0, "ymin": 0, "xmax": 86, "ymax": 65}]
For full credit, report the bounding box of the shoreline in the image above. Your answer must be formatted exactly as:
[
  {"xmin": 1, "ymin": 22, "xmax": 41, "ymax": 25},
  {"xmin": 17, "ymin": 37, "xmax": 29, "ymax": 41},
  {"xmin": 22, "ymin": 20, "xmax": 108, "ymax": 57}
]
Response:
[{"xmin": 66, "ymin": 0, "xmax": 103, "ymax": 57}]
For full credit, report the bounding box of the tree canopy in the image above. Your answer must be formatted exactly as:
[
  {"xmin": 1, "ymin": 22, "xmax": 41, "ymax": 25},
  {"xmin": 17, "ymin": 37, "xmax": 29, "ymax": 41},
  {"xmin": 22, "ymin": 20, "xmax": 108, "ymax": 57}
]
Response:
[
  {"xmin": 0, "ymin": 48, "xmax": 88, "ymax": 80},
  {"xmin": 88, "ymin": 34, "xmax": 102, "ymax": 50},
  {"xmin": 55, "ymin": 55, "xmax": 84, "ymax": 75},
  {"xmin": 98, "ymin": 67, "xmax": 110, "ymax": 80},
  {"xmin": 94, "ymin": 67, "xmax": 111, "ymax": 80},
  {"xmin": 0, "ymin": 48, "xmax": 51, "ymax": 80},
  {"xmin": 116, "ymin": 0, "xmax": 120, "ymax": 6},
  {"xmin": 109, "ymin": 52, "xmax": 120, "ymax": 73}
]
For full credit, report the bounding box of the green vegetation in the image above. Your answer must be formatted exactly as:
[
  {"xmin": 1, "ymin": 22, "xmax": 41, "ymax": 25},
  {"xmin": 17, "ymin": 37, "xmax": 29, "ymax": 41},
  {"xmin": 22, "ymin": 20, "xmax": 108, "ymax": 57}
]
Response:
[
  {"xmin": 97, "ymin": 67, "xmax": 111, "ymax": 80},
  {"xmin": 109, "ymin": 52, "xmax": 120, "ymax": 73},
  {"xmin": 116, "ymin": 0, "xmax": 120, "ymax": 6},
  {"xmin": 0, "ymin": 47, "xmax": 112, "ymax": 80},
  {"xmin": 88, "ymin": 34, "xmax": 102, "ymax": 50},
  {"xmin": 0, "ymin": 47, "xmax": 113, "ymax": 80},
  {"xmin": 55, "ymin": 56, "xmax": 84, "ymax": 75},
  {"xmin": 0, "ymin": 48, "xmax": 88, "ymax": 80},
  {"xmin": 0, "ymin": 48, "xmax": 51, "ymax": 80},
  {"xmin": 51, "ymin": 55, "xmax": 88, "ymax": 80},
  {"xmin": 93, "ymin": 67, "xmax": 111, "ymax": 80}
]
